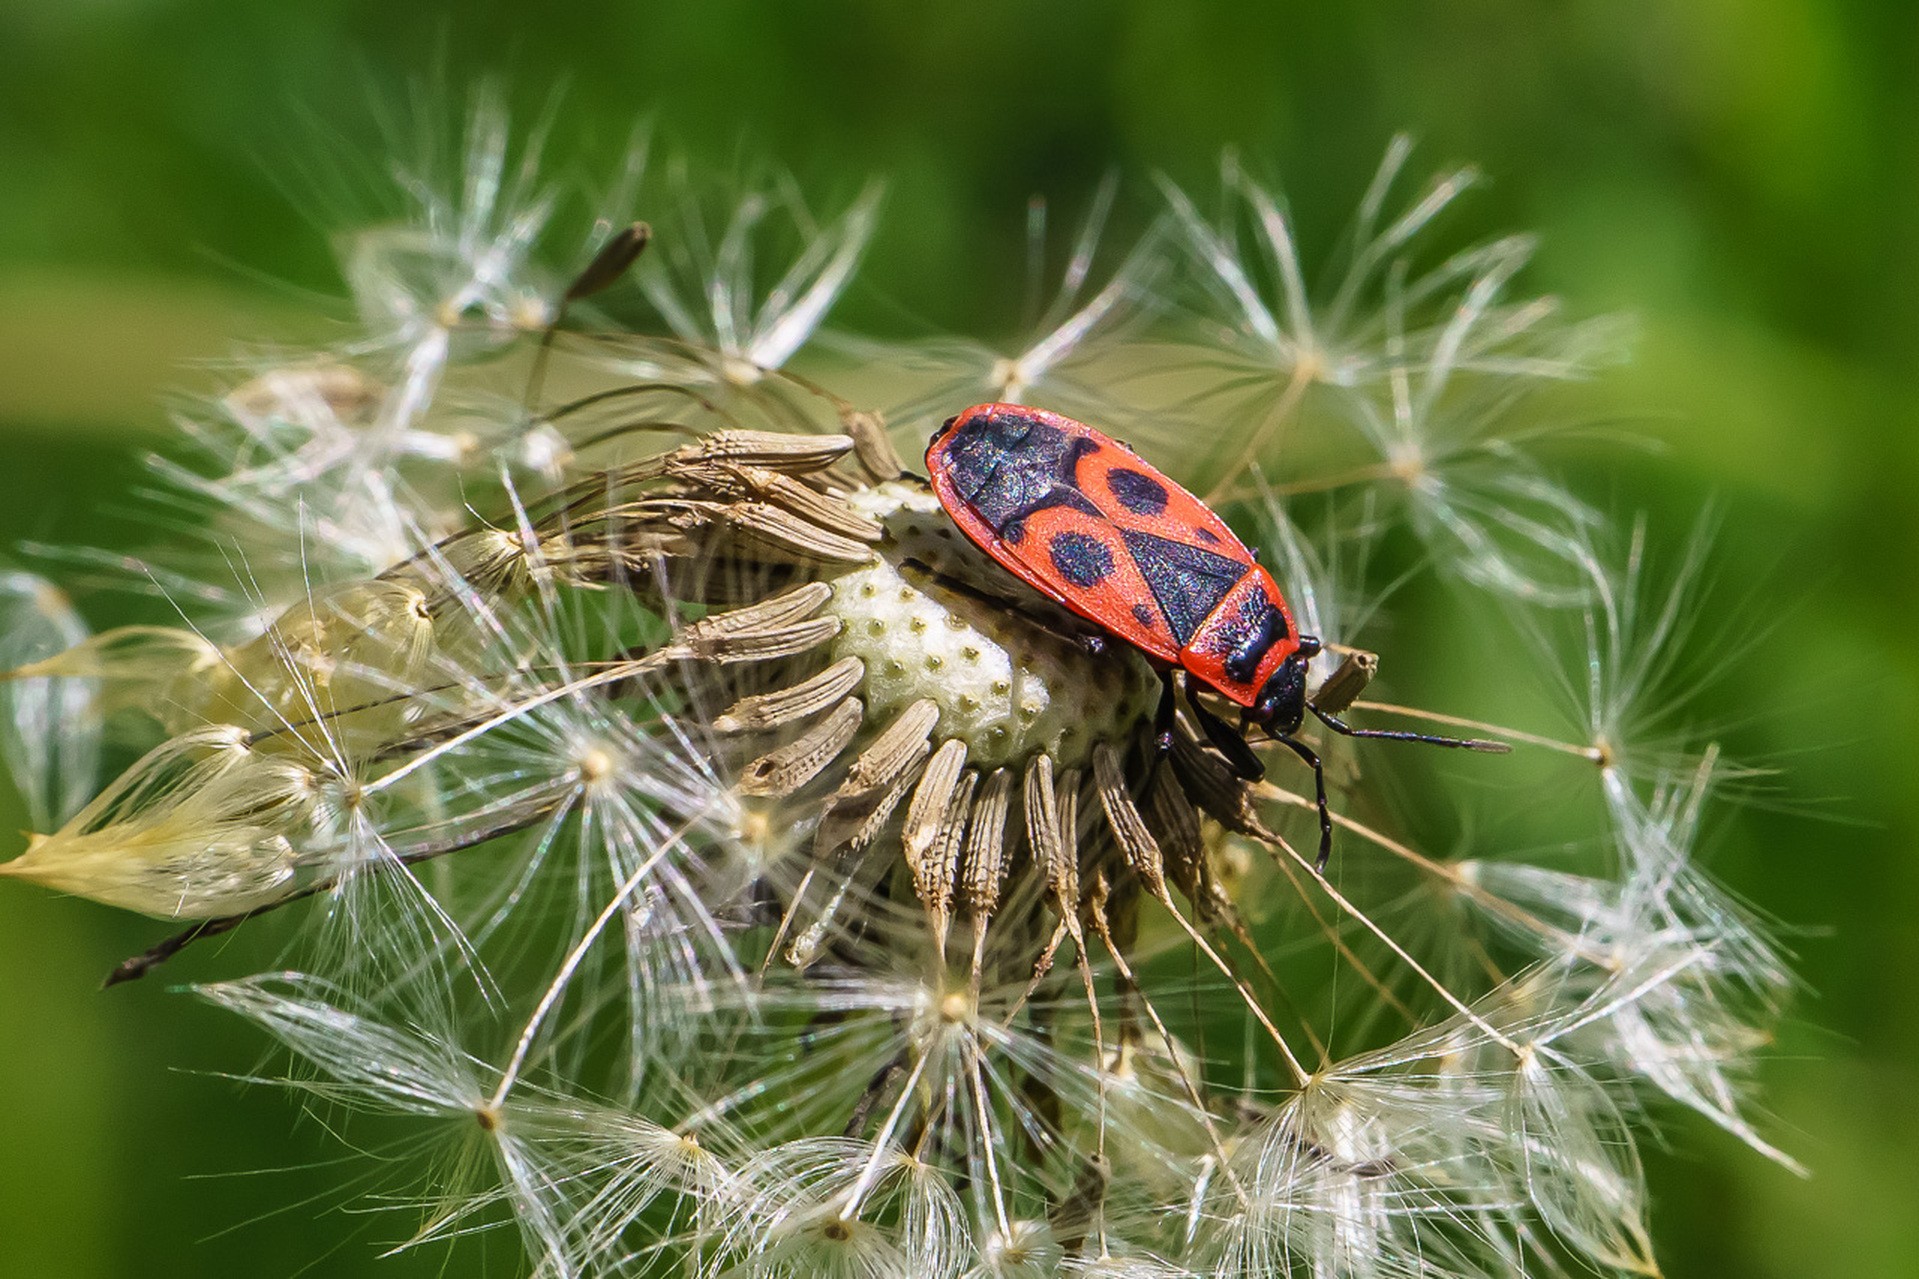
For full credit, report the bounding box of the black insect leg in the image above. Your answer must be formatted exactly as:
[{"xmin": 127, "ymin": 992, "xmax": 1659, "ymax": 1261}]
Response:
[
  {"xmin": 1140, "ymin": 668, "xmax": 1179, "ymax": 799},
  {"xmin": 898, "ymin": 557, "xmax": 1109, "ymax": 656},
  {"xmin": 1277, "ymin": 734, "xmax": 1334, "ymax": 871},
  {"xmin": 1183, "ymin": 683, "xmax": 1265, "ymax": 782},
  {"xmin": 1153, "ymin": 669, "xmax": 1179, "ymax": 754}
]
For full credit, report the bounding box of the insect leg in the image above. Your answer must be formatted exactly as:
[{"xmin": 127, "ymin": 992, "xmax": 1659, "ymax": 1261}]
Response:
[
  {"xmin": 1276, "ymin": 734, "xmax": 1334, "ymax": 871},
  {"xmin": 1183, "ymin": 683, "xmax": 1265, "ymax": 782},
  {"xmin": 898, "ymin": 557, "xmax": 1108, "ymax": 655},
  {"xmin": 1150, "ymin": 667, "xmax": 1181, "ymax": 763},
  {"xmin": 1140, "ymin": 669, "xmax": 1179, "ymax": 801},
  {"xmin": 1154, "ymin": 669, "xmax": 1179, "ymax": 753}
]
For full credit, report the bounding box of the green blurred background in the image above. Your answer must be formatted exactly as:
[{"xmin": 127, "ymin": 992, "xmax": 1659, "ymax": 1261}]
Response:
[{"xmin": 0, "ymin": 2, "xmax": 1913, "ymax": 1275}]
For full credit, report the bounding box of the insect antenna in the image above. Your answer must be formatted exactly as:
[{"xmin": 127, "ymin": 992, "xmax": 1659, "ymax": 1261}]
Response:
[{"xmin": 1308, "ymin": 703, "xmax": 1511, "ymax": 753}]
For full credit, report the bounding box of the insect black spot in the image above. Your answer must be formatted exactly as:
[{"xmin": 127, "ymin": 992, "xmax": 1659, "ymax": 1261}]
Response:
[
  {"xmin": 1049, "ymin": 530, "xmax": 1115, "ymax": 588},
  {"xmin": 1119, "ymin": 527, "xmax": 1249, "ymax": 645},
  {"xmin": 1193, "ymin": 527, "xmax": 1221, "ymax": 545},
  {"xmin": 1107, "ymin": 467, "xmax": 1169, "ymax": 517},
  {"xmin": 942, "ymin": 409, "xmax": 1039, "ymax": 503},
  {"xmin": 944, "ymin": 412, "xmax": 1103, "ymax": 541},
  {"xmin": 1131, "ymin": 602, "xmax": 1157, "ymax": 631}
]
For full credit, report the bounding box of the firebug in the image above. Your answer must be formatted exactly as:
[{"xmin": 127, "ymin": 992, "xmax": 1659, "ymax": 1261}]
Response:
[{"xmin": 926, "ymin": 402, "xmax": 1505, "ymax": 868}]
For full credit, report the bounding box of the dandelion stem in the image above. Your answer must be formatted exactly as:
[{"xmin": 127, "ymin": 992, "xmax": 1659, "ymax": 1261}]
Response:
[
  {"xmin": 840, "ymin": 1049, "xmax": 933, "ymax": 1220},
  {"xmin": 1151, "ymin": 887, "xmax": 1311, "ymax": 1087},
  {"xmin": 1254, "ymin": 810, "xmax": 1524, "ymax": 1053},
  {"xmin": 1089, "ymin": 900, "xmax": 1249, "ymax": 1207},
  {"xmin": 967, "ymin": 1046, "xmax": 1012, "ymax": 1237},
  {"xmin": 1261, "ymin": 842, "xmax": 1418, "ymax": 1031},
  {"xmin": 490, "ymin": 816, "xmax": 698, "ymax": 1108}
]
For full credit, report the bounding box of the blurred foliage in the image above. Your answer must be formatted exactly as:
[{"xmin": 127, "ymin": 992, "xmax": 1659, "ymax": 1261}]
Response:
[{"xmin": 0, "ymin": 2, "xmax": 1914, "ymax": 1276}]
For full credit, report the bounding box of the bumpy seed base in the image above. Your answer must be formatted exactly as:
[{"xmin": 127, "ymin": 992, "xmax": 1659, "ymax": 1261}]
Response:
[{"xmin": 827, "ymin": 482, "xmax": 1159, "ymax": 771}]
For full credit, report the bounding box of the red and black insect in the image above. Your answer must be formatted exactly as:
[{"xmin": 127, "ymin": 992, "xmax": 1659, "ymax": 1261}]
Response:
[{"xmin": 926, "ymin": 402, "xmax": 1503, "ymax": 868}]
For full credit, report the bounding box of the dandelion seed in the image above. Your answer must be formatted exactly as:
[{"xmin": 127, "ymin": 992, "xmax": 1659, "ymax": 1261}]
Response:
[
  {"xmin": 638, "ymin": 176, "xmax": 882, "ymax": 389},
  {"xmin": 972, "ymin": 1217, "xmax": 1064, "ymax": 1279},
  {"xmin": 1461, "ymin": 754, "xmax": 1798, "ymax": 1170},
  {"xmin": 698, "ymin": 1137, "xmax": 969, "ymax": 1279},
  {"xmin": 348, "ymin": 94, "xmax": 563, "ymax": 363},
  {"xmin": 1, "ymin": 726, "xmax": 314, "ymax": 918},
  {"xmin": 848, "ymin": 177, "xmax": 1163, "ymax": 431},
  {"xmin": 1555, "ymin": 516, "xmax": 1741, "ymax": 791},
  {"xmin": 3, "ymin": 623, "xmax": 221, "ymax": 733},
  {"xmin": 201, "ymin": 973, "xmax": 599, "ymax": 1275}
]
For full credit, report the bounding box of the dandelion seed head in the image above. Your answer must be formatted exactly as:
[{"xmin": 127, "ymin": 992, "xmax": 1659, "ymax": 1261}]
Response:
[
  {"xmin": 0, "ymin": 120, "xmax": 1799, "ymax": 1279},
  {"xmin": 976, "ymin": 1218, "xmax": 1063, "ymax": 1279}
]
